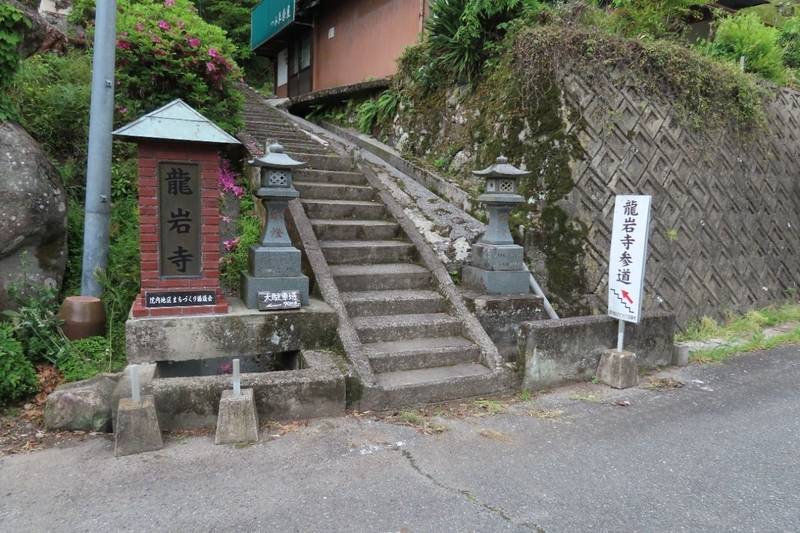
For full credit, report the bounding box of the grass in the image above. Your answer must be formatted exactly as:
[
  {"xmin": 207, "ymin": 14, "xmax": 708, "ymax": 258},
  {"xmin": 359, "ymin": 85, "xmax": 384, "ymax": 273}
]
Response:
[
  {"xmin": 677, "ymin": 303, "xmax": 800, "ymax": 343},
  {"xmin": 676, "ymin": 303, "xmax": 800, "ymax": 364},
  {"xmin": 471, "ymin": 399, "xmax": 506, "ymax": 416},
  {"xmin": 691, "ymin": 328, "xmax": 800, "ymax": 364},
  {"xmin": 396, "ymin": 410, "xmax": 448, "ymax": 434}
]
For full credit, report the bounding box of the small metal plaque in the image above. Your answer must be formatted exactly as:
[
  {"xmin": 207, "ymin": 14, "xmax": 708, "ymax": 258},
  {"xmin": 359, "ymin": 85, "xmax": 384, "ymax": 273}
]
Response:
[
  {"xmin": 145, "ymin": 290, "xmax": 217, "ymax": 308},
  {"xmin": 258, "ymin": 290, "xmax": 301, "ymax": 311},
  {"xmin": 159, "ymin": 162, "xmax": 201, "ymax": 278}
]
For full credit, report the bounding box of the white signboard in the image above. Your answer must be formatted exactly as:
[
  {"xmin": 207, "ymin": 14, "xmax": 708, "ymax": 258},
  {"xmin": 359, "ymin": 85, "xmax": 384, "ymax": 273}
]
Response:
[
  {"xmin": 607, "ymin": 195, "xmax": 652, "ymax": 324},
  {"xmin": 258, "ymin": 290, "xmax": 300, "ymax": 311}
]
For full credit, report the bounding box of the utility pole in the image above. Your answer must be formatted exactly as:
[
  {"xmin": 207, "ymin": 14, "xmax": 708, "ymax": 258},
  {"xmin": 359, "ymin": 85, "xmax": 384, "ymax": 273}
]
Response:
[{"xmin": 80, "ymin": 0, "xmax": 117, "ymax": 297}]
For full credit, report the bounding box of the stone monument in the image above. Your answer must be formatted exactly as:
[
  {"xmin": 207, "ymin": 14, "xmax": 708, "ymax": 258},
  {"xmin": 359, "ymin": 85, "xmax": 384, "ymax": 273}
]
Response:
[
  {"xmin": 113, "ymin": 99, "xmax": 240, "ymax": 318},
  {"xmin": 463, "ymin": 156, "xmax": 531, "ymax": 295},
  {"xmin": 241, "ymin": 143, "xmax": 309, "ymax": 310}
]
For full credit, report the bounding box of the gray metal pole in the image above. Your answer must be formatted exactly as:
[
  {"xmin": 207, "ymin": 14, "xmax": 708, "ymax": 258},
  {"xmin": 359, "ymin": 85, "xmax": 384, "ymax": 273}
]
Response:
[{"xmin": 80, "ymin": 0, "xmax": 117, "ymax": 297}]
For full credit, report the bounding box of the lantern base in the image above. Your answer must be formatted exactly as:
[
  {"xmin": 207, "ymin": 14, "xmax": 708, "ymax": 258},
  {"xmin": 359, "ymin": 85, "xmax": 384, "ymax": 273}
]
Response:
[
  {"xmin": 471, "ymin": 243, "xmax": 525, "ymax": 271},
  {"xmin": 249, "ymin": 245, "xmax": 302, "ymax": 277},
  {"xmin": 462, "ymin": 266, "xmax": 529, "ymax": 295},
  {"xmin": 240, "ymin": 272, "xmax": 309, "ymax": 310}
]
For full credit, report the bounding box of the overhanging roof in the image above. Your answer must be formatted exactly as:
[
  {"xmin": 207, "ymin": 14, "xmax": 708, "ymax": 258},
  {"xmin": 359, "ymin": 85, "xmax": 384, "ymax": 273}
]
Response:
[{"xmin": 113, "ymin": 99, "xmax": 240, "ymax": 145}]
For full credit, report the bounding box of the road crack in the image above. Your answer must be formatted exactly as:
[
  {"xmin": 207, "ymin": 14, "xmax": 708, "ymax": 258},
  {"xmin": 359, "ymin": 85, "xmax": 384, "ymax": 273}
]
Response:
[{"xmin": 400, "ymin": 449, "xmax": 544, "ymax": 532}]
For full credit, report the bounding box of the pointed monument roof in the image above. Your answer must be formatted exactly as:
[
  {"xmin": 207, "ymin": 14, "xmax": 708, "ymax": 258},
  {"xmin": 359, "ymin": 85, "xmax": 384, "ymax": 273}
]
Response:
[{"xmin": 113, "ymin": 99, "xmax": 240, "ymax": 145}]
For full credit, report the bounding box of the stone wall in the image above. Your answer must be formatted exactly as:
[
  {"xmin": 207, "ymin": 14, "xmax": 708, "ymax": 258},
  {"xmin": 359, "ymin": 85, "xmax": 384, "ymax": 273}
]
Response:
[{"xmin": 557, "ymin": 70, "xmax": 800, "ymax": 324}]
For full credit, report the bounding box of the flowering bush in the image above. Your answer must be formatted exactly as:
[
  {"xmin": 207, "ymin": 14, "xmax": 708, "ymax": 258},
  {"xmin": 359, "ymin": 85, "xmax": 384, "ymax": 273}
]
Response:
[
  {"xmin": 71, "ymin": 0, "xmax": 243, "ymax": 132},
  {"xmin": 219, "ymin": 159, "xmax": 245, "ymax": 198}
]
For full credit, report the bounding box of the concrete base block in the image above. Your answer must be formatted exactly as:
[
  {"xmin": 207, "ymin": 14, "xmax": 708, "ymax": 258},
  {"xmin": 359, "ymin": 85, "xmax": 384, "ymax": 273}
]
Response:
[
  {"xmin": 114, "ymin": 395, "xmax": 163, "ymax": 457},
  {"xmin": 215, "ymin": 389, "xmax": 259, "ymax": 445},
  {"xmin": 597, "ymin": 350, "xmax": 639, "ymax": 389},
  {"xmin": 240, "ymin": 272, "xmax": 309, "ymax": 309},
  {"xmin": 462, "ymin": 265, "xmax": 529, "ymax": 295},
  {"xmin": 673, "ymin": 344, "xmax": 690, "ymax": 367}
]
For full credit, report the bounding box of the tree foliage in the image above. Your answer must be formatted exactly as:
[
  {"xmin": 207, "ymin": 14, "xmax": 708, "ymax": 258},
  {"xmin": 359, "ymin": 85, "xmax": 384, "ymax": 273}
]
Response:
[
  {"xmin": 0, "ymin": 3, "xmax": 30, "ymax": 120},
  {"xmin": 71, "ymin": 0, "xmax": 243, "ymax": 132}
]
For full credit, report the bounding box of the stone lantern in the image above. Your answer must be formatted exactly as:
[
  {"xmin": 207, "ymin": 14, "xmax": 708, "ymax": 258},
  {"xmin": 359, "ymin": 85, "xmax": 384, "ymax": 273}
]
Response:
[
  {"xmin": 463, "ymin": 155, "xmax": 531, "ymax": 295},
  {"xmin": 241, "ymin": 143, "xmax": 309, "ymax": 310}
]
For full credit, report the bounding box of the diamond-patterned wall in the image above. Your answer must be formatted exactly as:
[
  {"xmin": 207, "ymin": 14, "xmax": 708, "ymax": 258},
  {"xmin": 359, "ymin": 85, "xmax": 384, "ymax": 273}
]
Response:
[{"xmin": 559, "ymin": 70, "xmax": 800, "ymax": 324}]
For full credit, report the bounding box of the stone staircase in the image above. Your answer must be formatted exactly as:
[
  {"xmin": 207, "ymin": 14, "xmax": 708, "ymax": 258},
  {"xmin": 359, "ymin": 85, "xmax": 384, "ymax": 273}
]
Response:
[{"xmin": 241, "ymin": 87, "xmax": 511, "ymax": 408}]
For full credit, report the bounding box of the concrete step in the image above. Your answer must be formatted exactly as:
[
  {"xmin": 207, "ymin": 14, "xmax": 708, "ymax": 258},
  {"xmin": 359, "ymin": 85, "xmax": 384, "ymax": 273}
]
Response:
[
  {"xmin": 352, "ymin": 313, "xmax": 463, "ymax": 344},
  {"xmin": 279, "ymin": 142, "xmax": 329, "ymax": 155},
  {"xmin": 295, "ymin": 181, "xmax": 375, "ymax": 202},
  {"xmin": 342, "ymin": 289, "xmax": 445, "ymax": 317},
  {"xmin": 320, "ymin": 240, "xmax": 416, "ymax": 265},
  {"xmin": 311, "ymin": 219, "xmax": 400, "ymax": 241},
  {"xmin": 364, "ymin": 336, "xmax": 480, "ymax": 373},
  {"xmin": 331, "ymin": 263, "xmax": 432, "ymax": 291},
  {"xmin": 375, "ymin": 363, "xmax": 491, "ymax": 389},
  {"xmin": 295, "ymin": 169, "xmax": 366, "ymax": 186},
  {"xmin": 295, "ymin": 153, "xmax": 354, "ymax": 172},
  {"xmin": 249, "ymin": 131, "xmax": 310, "ymax": 145},
  {"xmin": 301, "ymin": 199, "xmax": 385, "ymax": 220}
]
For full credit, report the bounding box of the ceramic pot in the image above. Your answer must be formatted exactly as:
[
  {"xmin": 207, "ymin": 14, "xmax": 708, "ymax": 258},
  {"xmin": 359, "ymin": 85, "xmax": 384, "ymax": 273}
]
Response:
[{"xmin": 58, "ymin": 296, "xmax": 106, "ymax": 340}]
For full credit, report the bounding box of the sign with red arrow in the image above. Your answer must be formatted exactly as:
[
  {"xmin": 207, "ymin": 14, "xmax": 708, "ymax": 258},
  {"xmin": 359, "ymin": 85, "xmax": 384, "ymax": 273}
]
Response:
[{"xmin": 608, "ymin": 195, "xmax": 652, "ymax": 324}]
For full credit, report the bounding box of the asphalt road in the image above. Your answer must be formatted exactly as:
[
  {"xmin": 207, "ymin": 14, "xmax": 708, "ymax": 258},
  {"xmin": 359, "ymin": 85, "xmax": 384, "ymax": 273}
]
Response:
[{"xmin": 2, "ymin": 345, "xmax": 799, "ymax": 532}]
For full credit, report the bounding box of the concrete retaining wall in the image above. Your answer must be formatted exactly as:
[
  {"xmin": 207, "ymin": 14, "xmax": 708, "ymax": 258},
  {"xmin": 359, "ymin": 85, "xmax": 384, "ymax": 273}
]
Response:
[{"xmin": 519, "ymin": 312, "xmax": 676, "ymax": 390}]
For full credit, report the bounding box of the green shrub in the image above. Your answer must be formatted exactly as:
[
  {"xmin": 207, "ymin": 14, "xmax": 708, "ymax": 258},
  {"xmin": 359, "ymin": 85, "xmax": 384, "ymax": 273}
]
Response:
[
  {"xmin": 780, "ymin": 15, "xmax": 800, "ymax": 69},
  {"xmin": 0, "ymin": 324, "xmax": 38, "ymax": 405},
  {"xmin": 356, "ymin": 89, "xmax": 400, "ymax": 133},
  {"xmin": 57, "ymin": 336, "xmax": 113, "ymax": 382},
  {"xmin": 607, "ymin": 0, "xmax": 710, "ymax": 38},
  {"xmin": 220, "ymin": 213, "xmax": 261, "ymax": 292},
  {"xmin": 702, "ymin": 13, "xmax": 785, "ymax": 83},
  {"xmin": 2, "ymin": 284, "xmax": 70, "ymax": 365},
  {"xmin": 426, "ymin": 0, "xmax": 542, "ymax": 83},
  {"xmin": 71, "ymin": 0, "xmax": 243, "ymax": 132},
  {"xmin": 9, "ymin": 51, "xmax": 93, "ymax": 169},
  {"xmin": 0, "ymin": 3, "xmax": 30, "ymax": 120}
]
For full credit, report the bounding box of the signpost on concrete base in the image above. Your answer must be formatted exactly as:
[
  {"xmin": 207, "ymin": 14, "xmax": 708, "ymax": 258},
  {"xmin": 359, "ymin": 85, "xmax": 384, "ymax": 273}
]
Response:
[{"xmin": 601, "ymin": 195, "xmax": 652, "ymax": 389}]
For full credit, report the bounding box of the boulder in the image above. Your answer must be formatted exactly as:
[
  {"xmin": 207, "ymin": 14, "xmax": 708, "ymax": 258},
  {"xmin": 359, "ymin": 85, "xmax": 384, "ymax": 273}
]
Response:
[
  {"xmin": 44, "ymin": 374, "xmax": 120, "ymax": 432},
  {"xmin": 0, "ymin": 122, "xmax": 68, "ymax": 310}
]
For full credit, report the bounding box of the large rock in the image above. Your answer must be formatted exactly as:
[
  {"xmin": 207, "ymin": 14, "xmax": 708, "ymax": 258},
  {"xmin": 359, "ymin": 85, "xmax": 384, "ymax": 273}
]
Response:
[
  {"xmin": 44, "ymin": 374, "xmax": 119, "ymax": 432},
  {"xmin": 9, "ymin": 0, "xmax": 71, "ymax": 57},
  {"xmin": 0, "ymin": 122, "xmax": 68, "ymax": 310}
]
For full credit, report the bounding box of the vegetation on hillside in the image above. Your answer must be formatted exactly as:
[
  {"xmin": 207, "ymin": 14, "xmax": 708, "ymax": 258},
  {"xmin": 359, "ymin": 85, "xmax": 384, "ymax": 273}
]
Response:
[
  {"xmin": 311, "ymin": 0, "xmax": 800, "ymax": 314},
  {"xmin": 1, "ymin": 0, "xmax": 251, "ymax": 405}
]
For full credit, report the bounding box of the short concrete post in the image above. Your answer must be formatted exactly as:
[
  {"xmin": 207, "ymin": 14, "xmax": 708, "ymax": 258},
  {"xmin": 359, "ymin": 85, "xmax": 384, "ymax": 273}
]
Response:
[
  {"xmin": 114, "ymin": 393, "xmax": 163, "ymax": 457},
  {"xmin": 215, "ymin": 360, "xmax": 258, "ymax": 445},
  {"xmin": 597, "ymin": 349, "xmax": 639, "ymax": 389}
]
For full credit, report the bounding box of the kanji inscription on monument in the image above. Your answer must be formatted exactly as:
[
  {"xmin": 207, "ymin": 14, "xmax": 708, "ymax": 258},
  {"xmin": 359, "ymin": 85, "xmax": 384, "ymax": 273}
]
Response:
[{"xmin": 159, "ymin": 162, "xmax": 201, "ymax": 277}]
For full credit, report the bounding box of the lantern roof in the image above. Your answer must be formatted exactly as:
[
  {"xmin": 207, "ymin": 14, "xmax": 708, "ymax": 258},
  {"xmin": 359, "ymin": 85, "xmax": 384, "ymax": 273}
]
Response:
[
  {"xmin": 113, "ymin": 99, "xmax": 240, "ymax": 145},
  {"xmin": 473, "ymin": 156, "xmax": 531, "ymax": 179},
  {"xmin": 250, "ymin": 143, "xmax": 306, "ymax": 169}
]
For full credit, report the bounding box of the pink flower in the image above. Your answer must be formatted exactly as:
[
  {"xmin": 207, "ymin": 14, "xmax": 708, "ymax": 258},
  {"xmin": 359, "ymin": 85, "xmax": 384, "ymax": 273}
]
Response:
[
  {"xmin": 116, "ymin": 39, "xmax": 131, "ymax": 50},
  {"xmin": 158, "ymin": 20, "xmax": 170, "ymax": 30},
  {"xmin": 206, "ymin": 61, "xmax": 217, "ymax": 73},
  {"xmin": 164, "ymin": 0, "xmax": 175, "ymax": 6},
  {"xmin": 187, "ymin": 37, "xmax": 201, "ymax": 48},
  {"xmin": 151, "ymin": 34, "xmax": 162, "ymax": 44},
  {"xmin": 224, "ymin": 238, "xmax": 240, "ymax": 252},
  {"xmin": 208, "ymin": 48, "xmax": 219, "ymax": 58},
  {"xmin": 135, "ymin": 22, "xmax": 144, "ymax": 31}
]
